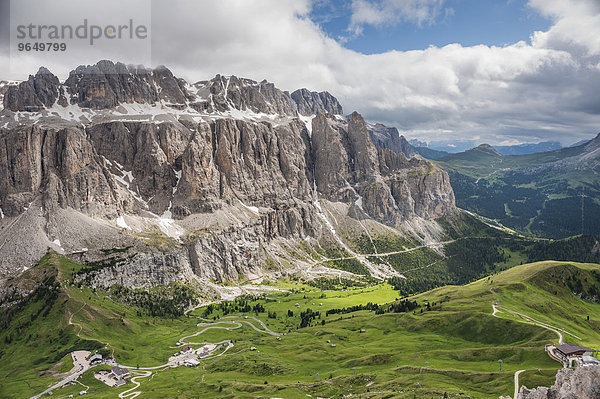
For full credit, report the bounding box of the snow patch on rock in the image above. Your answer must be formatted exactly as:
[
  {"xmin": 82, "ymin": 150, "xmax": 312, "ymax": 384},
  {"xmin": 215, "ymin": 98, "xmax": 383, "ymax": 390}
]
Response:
[
  {"xmin": 355, "ymin": 195, "xmax": 364, "ymax": 211},
  {"xmin": 298, "ymin": 114, "xmax": 315, "ymax": 136},
  {"xmin": 105, "ymin": 157, "xmax": 149, "ymax": 208},
  {"xmin": 239, "ymin": 199, "xmax": 259, "ymax": 215},
  {"xmin": 116, "ymin": 216, "xmax": 131, "ymax": 230}
]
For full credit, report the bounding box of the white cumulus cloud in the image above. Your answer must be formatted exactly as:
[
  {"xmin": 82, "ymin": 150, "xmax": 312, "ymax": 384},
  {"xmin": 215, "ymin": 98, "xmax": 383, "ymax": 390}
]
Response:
[{"xmin": 1, "ymin": 0, "xmax": 599, "ymax": 146}]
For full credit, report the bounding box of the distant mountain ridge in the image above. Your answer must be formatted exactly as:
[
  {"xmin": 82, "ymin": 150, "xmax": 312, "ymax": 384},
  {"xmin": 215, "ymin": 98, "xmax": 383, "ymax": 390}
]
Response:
[
  {"xmin": 442, "ymin": 143, "xmax": 503, "ymax": 159},
  {"xmin": 412, "ymin": 139, "xmax": 596, "ymax": 160},
  {"xmin": 436, "ymin": 134, "xmax": 600, "ymax": 238},
  {"xmin": 495, "ymin": 141, "xmax": 562, "ymax": 155},
  {"xmin": 412, "ymin": 146, "xmax": 449, "ymax": 160},
  {"xmin": 414, "ymin": 140, "xmax": 566, "ymax": 156}
]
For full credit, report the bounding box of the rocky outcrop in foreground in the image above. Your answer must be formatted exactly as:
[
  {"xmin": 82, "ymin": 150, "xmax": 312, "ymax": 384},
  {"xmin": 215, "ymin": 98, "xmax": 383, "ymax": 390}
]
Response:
[{"xmin": 517, "ymin": 365, "xmax": 600, "ymax": 399}]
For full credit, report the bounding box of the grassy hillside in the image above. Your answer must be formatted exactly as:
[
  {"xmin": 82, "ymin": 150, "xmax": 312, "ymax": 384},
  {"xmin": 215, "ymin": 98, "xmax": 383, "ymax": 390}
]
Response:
[
  {"xmin": 413, "ymin": 146, "xmax": 449, "ymax": 160},
  {"xmin": 3, "ymin": 253, "xmax": 600, "ymax": 398},
  {"xmin": 437, "ymin": 144, "xmax": 587, "ymax": 179},
  {"xmin": 433, "ymin": 139, "xmax": 600, "ymax": 238},
  {"xmin": 0, "ymin": 254, "xmax": 199, "ymax": 398}
]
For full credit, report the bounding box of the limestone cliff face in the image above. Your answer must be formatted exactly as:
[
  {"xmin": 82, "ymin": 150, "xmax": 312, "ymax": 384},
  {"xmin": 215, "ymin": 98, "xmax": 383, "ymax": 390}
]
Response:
[
  {"xmin": 87, "ymin": 120, "xmax": 192, "ymax": 215},
  {"xmin": 291, "ymin": 88, "xmax": 343, "ymax": 116},
  {"xmin": 0, "ymin": 124, "xmax": 123, "ymax": 218},
  {"xmin": 0, "ymin": 117, "xmax": 320, "ymax": 216},
  {"xmin": 311, "ymin": 112, "xmax": 455, "ymax": 225},
  {"xmin": 367, "ymin": 122, "xmax": 415, "ymax": 158},
  {"xmin": 0, "ymin": 61, "xmax": 456, "ymax": 284},
  {"xmin": 64, "ymin": 61, "xmax": 191, "ymax": 108},
  {"xmin": 3, "ymin": 67, "xmax": 64, "ymax": 112},
  {"xmin": 211, "ymin": 118, "xmax": 313, "ymax": 206},
  {"xmin": 191, "ymin": 75, "xmax": 298, "ymax": 116}
]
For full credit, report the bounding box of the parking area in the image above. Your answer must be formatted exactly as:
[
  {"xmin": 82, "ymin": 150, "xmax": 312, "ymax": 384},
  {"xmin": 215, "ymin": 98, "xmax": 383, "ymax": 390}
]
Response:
[{"xmin": 72, "ymin": 351, "xmax": 91, "ymax": 372}]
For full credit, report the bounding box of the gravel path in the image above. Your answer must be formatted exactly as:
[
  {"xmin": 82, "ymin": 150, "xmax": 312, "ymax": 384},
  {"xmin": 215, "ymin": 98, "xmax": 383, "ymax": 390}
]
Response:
[{"xmin": 514, "ymin": 369, "xmax": 525, "ymax": 399}]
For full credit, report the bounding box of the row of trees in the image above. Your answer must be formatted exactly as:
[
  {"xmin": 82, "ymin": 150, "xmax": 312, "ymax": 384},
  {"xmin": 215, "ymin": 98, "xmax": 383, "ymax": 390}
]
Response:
[
  {"xmin": 324, "ymin": 299, "xmax": 420, "ymax": 317},
  {"xmin": 202, "ymin": 295, "xmax": 266, "ymax": 317},
  {"xmin": 376, "ymin": 299, "xmax": 420, "ymax": 314},
  {"xmin": 299, "ymin": 309, "xmax": 321, "ymax": 328},
  {"xmin": 326, "ymin": 302, "xmax": 379, "ymax": 316}
]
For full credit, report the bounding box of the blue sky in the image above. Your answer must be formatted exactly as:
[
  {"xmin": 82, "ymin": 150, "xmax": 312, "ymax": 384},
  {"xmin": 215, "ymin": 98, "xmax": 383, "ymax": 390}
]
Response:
[{"xmin": 310, "ymin": 0, "xmax": 552, "ymax": 53}]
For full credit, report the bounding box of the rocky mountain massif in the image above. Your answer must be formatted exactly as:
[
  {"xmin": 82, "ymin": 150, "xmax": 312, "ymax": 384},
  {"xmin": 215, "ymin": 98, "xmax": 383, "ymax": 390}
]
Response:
[{"xmin": 0, "ymin": 61, "xmax": 455, "ymax": 296}]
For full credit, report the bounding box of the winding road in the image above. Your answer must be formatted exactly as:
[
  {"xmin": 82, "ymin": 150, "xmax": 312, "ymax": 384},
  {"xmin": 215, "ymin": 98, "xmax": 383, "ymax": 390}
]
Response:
[
  {"xmin": 490, "ymin": 294, "xmax": 583, "ymax": 399},
  {"xmin": 31, "ymin": 315, "xmax": 281, "ymax": 398},
  {"xmin": 118, "ymin": 370, "xmax": 153, "ymax": 399},
  {"xmin": 218, "ymin": 315, "xmax": 281, "ymax": 336},
  {"xmin": 117, "ymin": 315, "xmax": 278, "ymax": 395},
  {"xmin": 514, "ymin": 369, "xmax": 525, "ymax": 399},
  {"xmin": 491, "ymin": 303, "xmax": 582, "ymax": 345}
]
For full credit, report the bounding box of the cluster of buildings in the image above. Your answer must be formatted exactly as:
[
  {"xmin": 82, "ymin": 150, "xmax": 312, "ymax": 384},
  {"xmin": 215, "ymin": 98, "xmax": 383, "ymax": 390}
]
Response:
[
  {"xmin": 171, "ymin": 344, "xmax": 213, "ymax": 367},
  {"xmin": 87, "ymin": 352, "xmax": 133, "ymax": 388},
  {"xmin": 546, "ymin": 344, "xmax": 600, "ymax": 368},
  {"xmin": 110, "ymin": 367, "xmax": 131, "ymax": 386},
  {"xmin": 94, "ymin": 366, "xmax": 132, "ymax": 387},
  {"xmin": 88, "ymin": 353, "xmax": 103, "ymax": 365}
]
